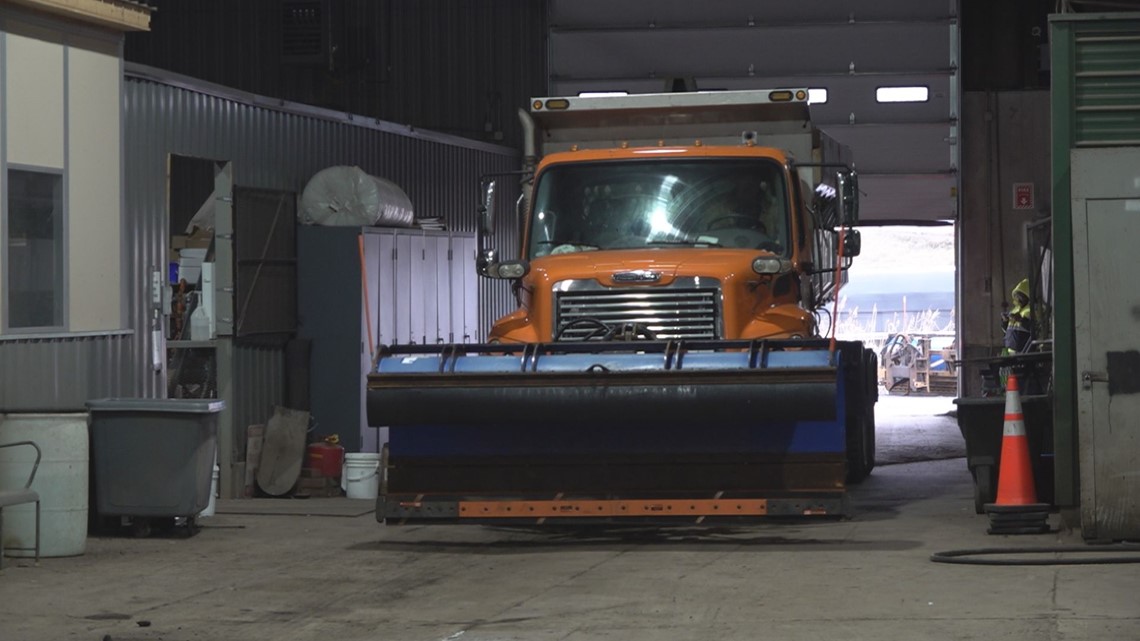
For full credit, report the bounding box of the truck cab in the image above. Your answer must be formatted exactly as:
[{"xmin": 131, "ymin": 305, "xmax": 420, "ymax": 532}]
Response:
[{"xmin": 478, "ymin": 89, "xmax": 860, "ymax": 345}]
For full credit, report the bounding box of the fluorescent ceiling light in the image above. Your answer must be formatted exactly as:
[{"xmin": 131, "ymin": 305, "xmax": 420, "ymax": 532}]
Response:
[
  {"xmin": 578, "ymin": 91, "xmax": 629, "ymax": 97},
  {"xmin": 808, "ymin": 88, "xmax": 828, "ymax": 104},
  {"xmin": 876, "ymin": 86, "xmax": 928, "ymax": 103}
]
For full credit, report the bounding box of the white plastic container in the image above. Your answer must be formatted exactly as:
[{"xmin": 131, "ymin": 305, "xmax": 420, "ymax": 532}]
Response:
[
  {"xmin": 0, "ymin": 413, "xmax": 89, "ymax": 557},
  {"xmin": 343, "ymin": 453, "xmax": 381, "ymax": 499},
  {"xmin": 190, "ymin": 295, "xmax": 212, "ymax": 341}
]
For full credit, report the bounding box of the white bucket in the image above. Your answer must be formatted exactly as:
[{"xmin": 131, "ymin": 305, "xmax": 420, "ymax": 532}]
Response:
[
  {"xmin": 343, "ymin": 453, "xmax": 381, "ymax": 500},
  {"xmin": 0, "ymin": 413, "xmax": 89, "ymax": 557}
]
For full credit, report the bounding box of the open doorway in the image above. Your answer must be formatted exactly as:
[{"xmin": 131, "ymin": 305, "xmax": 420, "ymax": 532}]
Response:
[
  {"xmin": 836, "ymin": 224, "xmax": 956, "ymax": 395},
  {"xmin": 834, "ymin": 224, "xmax": 964, "ymax": 467},
  {"xmin": 165, "ymin": 154, "xmax": 230, "ymax": 398}
]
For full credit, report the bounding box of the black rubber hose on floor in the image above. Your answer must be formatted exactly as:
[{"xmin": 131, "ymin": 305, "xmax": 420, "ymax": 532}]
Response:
[{"xmin": 931, "ymin": 544, "xmax": 1140, "ymax": 565}]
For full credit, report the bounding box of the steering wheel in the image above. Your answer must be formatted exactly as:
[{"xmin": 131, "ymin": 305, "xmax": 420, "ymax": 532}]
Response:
[{"xmin": 705, "ymin": 214, "xmax": 766, "ymax": 234}]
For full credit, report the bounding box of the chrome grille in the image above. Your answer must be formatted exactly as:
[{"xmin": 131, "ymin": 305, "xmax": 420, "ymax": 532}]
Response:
[{"xmin": 555, "ymin": 280, "xmax": 721, "ymax": 341}]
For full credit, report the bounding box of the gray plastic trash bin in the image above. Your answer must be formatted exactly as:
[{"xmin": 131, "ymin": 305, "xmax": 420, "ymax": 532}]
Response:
[{"xmin": 86, "ymin": 398, "xmax": 224, "ymax": 519}]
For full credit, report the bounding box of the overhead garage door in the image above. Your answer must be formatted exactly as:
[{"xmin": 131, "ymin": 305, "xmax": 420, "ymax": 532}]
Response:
[{"xmin": 546, "ymin": 0, "xmax": 959, "ymax": 223}]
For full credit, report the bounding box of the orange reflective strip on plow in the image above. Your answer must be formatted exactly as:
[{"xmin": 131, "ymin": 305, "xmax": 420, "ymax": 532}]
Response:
[{"xmin": 458, "ymin": 498, "xmax": 769, "ymax": 518}]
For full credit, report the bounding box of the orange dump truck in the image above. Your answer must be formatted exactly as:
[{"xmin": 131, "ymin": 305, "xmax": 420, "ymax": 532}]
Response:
[{"xmin": 368, "ymin": 89, "xmax": 878, "ymax": 524}]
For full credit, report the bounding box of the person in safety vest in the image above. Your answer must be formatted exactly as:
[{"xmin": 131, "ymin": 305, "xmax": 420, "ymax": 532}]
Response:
[{"xmin": 1001, "ymin": 278, "xmax": 1033, "ymax": 355}]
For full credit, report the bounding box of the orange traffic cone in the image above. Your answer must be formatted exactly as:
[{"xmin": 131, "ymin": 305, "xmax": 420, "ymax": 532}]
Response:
[
  {"xmin": 984, "ymin": 374, "xmax": 1050, "ymax": 534},
  {"xmin": 995, "ymin": 375, "xmax": 1037, "ymax": 505}
]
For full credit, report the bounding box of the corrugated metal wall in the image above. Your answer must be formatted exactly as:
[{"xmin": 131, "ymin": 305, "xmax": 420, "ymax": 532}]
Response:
[
  {"xmin": 0, "ymin": 331, "xmax": 133, "ymax": 411},
  {"xmin": 125, "ymin": 65, "xmax": 521, "ymax": 398},
  {"xmin": 124, "ymin": 0, "xmax": 546, "ymax": 149},
  {"xmin": 231, "ymin": 339, "xmax": 288, "ymax": 461}
]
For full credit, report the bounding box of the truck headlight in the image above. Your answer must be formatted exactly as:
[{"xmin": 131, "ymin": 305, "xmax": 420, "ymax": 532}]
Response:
[
  {"xmin": 752, "ymin": 257, "xmax": 791, "ymax": 275},
  {"xmin": 492, "ymin": 260, "xmax": 530, "ymax": 279}
]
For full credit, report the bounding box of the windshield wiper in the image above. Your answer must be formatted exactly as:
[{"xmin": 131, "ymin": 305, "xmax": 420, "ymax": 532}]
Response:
[{"xmin": 536, "ymin": 240, "xmax": 600, "ymax": 249}]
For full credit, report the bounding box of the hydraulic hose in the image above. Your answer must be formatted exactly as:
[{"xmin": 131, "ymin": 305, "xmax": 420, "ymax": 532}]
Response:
[{"xmin": 930, "ymin": 544, "xmax": 1140, "ymax": 566}]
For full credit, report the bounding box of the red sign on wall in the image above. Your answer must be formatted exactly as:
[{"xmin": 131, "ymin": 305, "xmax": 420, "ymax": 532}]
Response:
[{"xmin": 1013, "ymin": 183, "xmax": 1034, "ymax": 210}]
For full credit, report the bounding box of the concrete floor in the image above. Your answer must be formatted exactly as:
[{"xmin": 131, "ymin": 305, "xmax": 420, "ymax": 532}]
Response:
[{"xmin": 2, "ymin": 397, "xmax": 1138, "ymax": 641}]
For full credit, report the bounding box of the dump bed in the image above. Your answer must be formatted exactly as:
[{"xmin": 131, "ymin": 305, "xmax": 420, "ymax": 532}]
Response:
[{"xmin": 528, "ymin": 89, "xmax": 851, "ymax": 185}]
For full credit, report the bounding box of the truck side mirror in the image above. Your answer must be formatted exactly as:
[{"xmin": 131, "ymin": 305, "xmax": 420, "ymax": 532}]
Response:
[
  {"xmin": 476, "ymin": 179, "xmax": 498, "ymax": 278},
  {"xmin": 842, "ymin": 228, "xmax": 862, "ymax": 257},
  {"xmin": 476, "ymin": 248, "xmax": 499, "ymax": 278},
  {"xmin": 480, "ymin": 180, "xmax": 497, "ymax": 235},
  {"xmin": 837, "ymin": 171, "xmax": 859, "ymax": 226}
]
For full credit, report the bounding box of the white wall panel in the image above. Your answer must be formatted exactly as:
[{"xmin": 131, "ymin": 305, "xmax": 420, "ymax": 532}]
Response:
[
  {"xmin": 394, "ymin": 233, "xmax": 413, "ymax": 344},
  {"xmin": 4, "ymin": 20, "xmax": 64, "ymax": 169},
  {"xmin": 409, "ymin": 233, "xmax": 427, "ymax": 345},
  {"xmin": 376, "ymin": 233, "xmax": 396, "ymax": 347},
  {"xmin": 451, "ymin": 235, "xmax": 470, "ymax": 342},
  {"xmin": 67, "ymin": 35, "xmax": 122, "ymax": 331},
  {"xmin": 434, "ymin": 235, "xmax": 451, "ymax": 343},
  {"xmin": 422, "ymin": 236, "xmax": 437, "ymax": 343},
  {"xmin": 463, "ymin": 236, "xmax": 480, "ymax": 341}
]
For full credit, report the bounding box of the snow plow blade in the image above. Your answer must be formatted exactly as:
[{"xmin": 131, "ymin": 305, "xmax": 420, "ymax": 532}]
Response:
[{"xmin": 367, "ymin": 339, "xmax": 876, "ymax": 524}]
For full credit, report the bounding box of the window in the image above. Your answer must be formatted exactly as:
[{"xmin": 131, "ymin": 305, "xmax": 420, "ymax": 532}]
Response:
[
  {"xmin": 808, "ymin": 88, "xmax": 828, "ymax": 105},
  {"xmin": 6, "ymin": 169, "xmax": 64, "ymax": 329},
  {"xmin": 876, "ymin": 86, "xmax": 929, "ymax": 103}
]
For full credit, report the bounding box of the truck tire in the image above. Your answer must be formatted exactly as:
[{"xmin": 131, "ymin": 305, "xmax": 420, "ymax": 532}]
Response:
[
  {"xmin": 862, "ymin": 348, "xmax": 878, "ymax": 475},
  {"xmin": 845, "ymin": 345, "xmax": 877, "ymax": 484}
]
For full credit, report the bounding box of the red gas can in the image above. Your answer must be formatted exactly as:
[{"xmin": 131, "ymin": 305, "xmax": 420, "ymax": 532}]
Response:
[{"xmin": 306, "ymin": 436, "xmax": 345, "ymax": 479}]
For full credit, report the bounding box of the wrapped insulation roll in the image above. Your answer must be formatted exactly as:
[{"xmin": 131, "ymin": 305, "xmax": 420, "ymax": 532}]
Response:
[{"xmin": 300, "ymin": 166, "xmax": 415, "ymax": 227}]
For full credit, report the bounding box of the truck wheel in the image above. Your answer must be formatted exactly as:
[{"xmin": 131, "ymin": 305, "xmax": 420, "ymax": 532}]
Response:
[
  {"xmin": 862, "ymin": 348, "xmax": 878, "ymax": 475},
  {"xmin": 845, "ymin": 347, "xmax": 877, "ymax": 484}
]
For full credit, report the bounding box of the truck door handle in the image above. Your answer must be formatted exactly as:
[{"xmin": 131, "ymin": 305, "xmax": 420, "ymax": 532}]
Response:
[{"xmin": 1082, "ymin": 371, "xmax": 1109, "ymax": 389}]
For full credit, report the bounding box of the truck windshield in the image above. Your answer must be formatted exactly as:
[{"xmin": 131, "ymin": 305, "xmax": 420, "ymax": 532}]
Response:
[{"xmin": 528, "ymin": 158, "xmax": 790, "ymax": 258}]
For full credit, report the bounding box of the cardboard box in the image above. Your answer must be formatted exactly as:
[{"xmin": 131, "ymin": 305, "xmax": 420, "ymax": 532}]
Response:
[{"xmin": 186, "ymin": 227, "xmax": 213, "ymax": 249}]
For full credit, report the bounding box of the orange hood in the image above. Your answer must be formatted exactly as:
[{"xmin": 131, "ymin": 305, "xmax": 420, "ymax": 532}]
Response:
[{"xmin": 489, "ymin": 247, "xmax": 812, "ymax": 343}]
